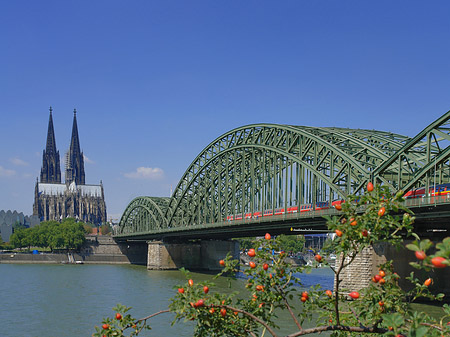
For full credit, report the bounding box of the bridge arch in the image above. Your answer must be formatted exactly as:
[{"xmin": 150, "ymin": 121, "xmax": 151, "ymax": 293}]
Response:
[
  {"xmin": 118, "ymin": 196, "xmax": 170, "ymax": 234},
  {"xmin": 374, "ymin": 109, "xmax": 450, "ymax": 192},
  {"xmin": 164, "ymin": 124, "xmax": 409, "ymax": 228},
  {"xmin": 116, "ymin": 110, "xmax": 450, "ymax": 236}
]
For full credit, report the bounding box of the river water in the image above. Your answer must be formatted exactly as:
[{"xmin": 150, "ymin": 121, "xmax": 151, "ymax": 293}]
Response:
[{"xmin": 0, "ymin": 264, "xmax": 444, "ymax": 337}]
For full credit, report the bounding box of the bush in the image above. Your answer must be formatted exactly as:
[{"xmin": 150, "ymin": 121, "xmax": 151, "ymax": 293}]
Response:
[{"xmin": 94, "ymin": 185, "xmax": 450, "ymax": 337}]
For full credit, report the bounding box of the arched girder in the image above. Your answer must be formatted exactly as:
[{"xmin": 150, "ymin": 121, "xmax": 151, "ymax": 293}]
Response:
[
  {"xmin": 170, "ymin": 145, "xmax": 351, "ymax": 227},
  {"xmin": 319, "ymin": 128, "xmax": 411, "ymax": 157},
  {"xmin": 165, "ymin": 124, "xmax": 398, "ymax": 227},
  {"xmin": 374, "ymin": 109, "xmax": 450, "ymax": 193},
  {"xmin": 118, "ymin": 196, "xmax": 170, "ymax": 233}
]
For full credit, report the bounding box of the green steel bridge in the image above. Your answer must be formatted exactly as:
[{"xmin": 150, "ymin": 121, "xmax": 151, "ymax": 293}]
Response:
[{"xmin": 115, "ymin": 110, "xmax": 450, "ymax": 241}]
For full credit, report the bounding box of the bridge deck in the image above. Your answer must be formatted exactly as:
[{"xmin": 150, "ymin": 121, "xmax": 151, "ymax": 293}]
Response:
[{"xmin": 114, "ymin": 196, "xmax": 450, "ymax": 241}]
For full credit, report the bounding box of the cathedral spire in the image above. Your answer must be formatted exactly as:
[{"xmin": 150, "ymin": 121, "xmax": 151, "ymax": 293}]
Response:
[
  {"xmin": 65, "ymin": 109, "xmax": 85, "ymax": 185},
  {"xmin": 40, "ymin": 107, "xmax": 61, "ymax": 183},
  {"xmin": 45, "ymin": 106, "xmax": 57, "ymax": 155}
]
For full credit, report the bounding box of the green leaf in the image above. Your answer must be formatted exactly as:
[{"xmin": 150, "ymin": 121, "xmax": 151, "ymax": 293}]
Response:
[
  {"xmin": 381, "ymin": 312, "xmax": 404, "ymax": 328},
  {"xmin": 411, "ymin": 232, "xmax": 421, "ymax": 241},
  {"xmin": 409, "ymin": 262, "xmax": 422, "ymax": 269},
  {"xmin": 406, "ymin": 243, "xmax": 419, "ymax": 252},
  {"xmin": 411, "ymin": 326, "xmax": 429, "ymax": 337}
]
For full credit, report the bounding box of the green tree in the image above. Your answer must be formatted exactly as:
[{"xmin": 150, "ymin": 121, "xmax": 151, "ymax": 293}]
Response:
[
  {"xmin": 235, "ymin": 237, "xmax": 256, "ymax": 250},
  {"xmin": 277, "ymin": 234, "xmax": 305, "ymax": 254},
  {"xmin": 84, "ymin": 223, "xmax": 94, "ymax": 234},
  {"xmin": 9, "ymin": 227, "xmax": 27, "ymax": 249},
  {"xmin": 100, "ymin": 223, "xmax": 111, "ymax": 235},
  {"xmin": 59, "ymin": 218, "xmax": 86, "ymax": 250}
]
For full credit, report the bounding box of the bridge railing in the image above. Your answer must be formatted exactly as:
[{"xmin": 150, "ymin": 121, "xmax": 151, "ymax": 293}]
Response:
[
  {"xmin": 115, "ymin": 194, "xmax": 450, "ymax": 237},
  {"xmin": 403, "ymin": 194, "xmax": 450, "ymax": 208}
]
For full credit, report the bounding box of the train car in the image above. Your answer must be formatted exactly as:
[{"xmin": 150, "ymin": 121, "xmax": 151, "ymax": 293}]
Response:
[
  {"xmin": 316, "ymin": 201, "xmax": 329, "ymax": 210},
  {"xmin": 404, "ymin": 183, "xmax": 450, "ymax": 199},
  {"xmin": 225, "ymin": 201, "xmax": 331, "ymax": 222},
  {"xmin": 274, "ymin": 208, "xmax": 284, "ymax": 215},
  {"xmin": 287, "ymin": 206, "xmax": 298, "ymax": 214},
  {"xmin": 263, "ymin": 209, "xmax": 273, "ymax": 217},
  {"xmin": 253, "ymin": 211, "xmax": 262, "ymax": 218}
]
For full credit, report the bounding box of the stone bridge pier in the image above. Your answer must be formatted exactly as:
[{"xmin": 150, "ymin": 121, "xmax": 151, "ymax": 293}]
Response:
[
  {"xmin": 336, "ymin": 240, "xmax": 450, "ymax": 300},
  {"xmin": 147, "ymin": 240, "xmax": 239, "ymax": 271}
]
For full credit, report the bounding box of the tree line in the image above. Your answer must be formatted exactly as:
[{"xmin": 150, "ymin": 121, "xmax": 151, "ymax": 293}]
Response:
[{"xmin": 8, "ymin": 218, "xmax": 87, "ymax": 251}]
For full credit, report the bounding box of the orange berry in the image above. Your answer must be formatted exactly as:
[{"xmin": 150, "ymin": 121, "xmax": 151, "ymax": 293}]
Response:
[
  {"xmin": 256, "ymin": 285, "xmax": 264, "ymax": 291},
  {"xmin": 415, "ymin": 251, "xmax": 426, "ymax": 260},
  {"xmin": 431, "ymin": 256, "xmax": 448, "ymax": 268},
  {"xmin": 349, "ymin": 291, "xmax": 360, "ymax": 299}
]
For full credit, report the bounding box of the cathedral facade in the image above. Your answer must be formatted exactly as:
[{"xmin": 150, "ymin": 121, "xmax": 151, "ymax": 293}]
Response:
[{"xmin": 33, "ymin": 108, "xmax": 107, "ymax": 225}]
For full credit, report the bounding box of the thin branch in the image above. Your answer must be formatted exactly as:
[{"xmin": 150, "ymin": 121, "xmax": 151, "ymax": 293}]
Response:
[
  {"xmin": 130, "ymin": 309, "xmax": 171, "ymax": 335},
  {"xmin": 286, "ymin": 324, "xmax": 388, "ymax": 337},
  {"xmin": 334, "ymin": 252, "xmax": 345, "ymax": 325},
  {"xmin": 275, "ymin": 285, "xmax": 302, "ymax": 331},
  {"xmin": 219, "ymin": 305, "xmax": 279, "ymax": 337},
  {"xmin": 350, "ymin": 308, "xmax": 363, "ymax": 327},
  {"xmin": 247, "ymin": 329, "xmax": 258, "ymax": 337},
  {"xmin": 137, "ymin": 309, "xmax": 171, "ymax": 322},
  {"xmin": 405, "ymin": 319, "xmax": 443, "ymax": 331}
]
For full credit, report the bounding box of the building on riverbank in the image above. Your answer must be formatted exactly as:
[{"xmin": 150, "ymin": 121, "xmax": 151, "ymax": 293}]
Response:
[
  {"xmin": 0, "ymin": 210, "xmax": 39, "ymax": 242},
  {"xmin": 33, "ymin": 108, "xmax": 107, "ymax": 225}
]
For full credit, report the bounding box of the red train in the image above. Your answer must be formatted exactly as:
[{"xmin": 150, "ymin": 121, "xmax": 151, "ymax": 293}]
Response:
[
  {"xmin": 403, "ymin": 183, "xmax": 450, "ymax": 199},
  {"xmin": 224, "ymin": 183, "xmax": 450, "ymax": 221},
  {"xmin": 225, "ymin": 201, "xmax": 330, "ymax": 221}
]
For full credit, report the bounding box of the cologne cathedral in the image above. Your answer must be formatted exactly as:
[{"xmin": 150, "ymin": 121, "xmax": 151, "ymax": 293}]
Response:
[{"xmin": 33, "ymin": 108, "xmax": 107, "ymax": 225}]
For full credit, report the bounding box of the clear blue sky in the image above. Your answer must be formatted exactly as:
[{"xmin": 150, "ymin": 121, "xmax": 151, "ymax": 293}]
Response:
[{"xmin": 1, "ymin": 1, "xmax": 449, "ymax": 221}]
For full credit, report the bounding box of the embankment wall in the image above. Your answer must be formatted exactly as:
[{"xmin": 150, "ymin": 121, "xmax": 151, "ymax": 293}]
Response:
[{"xmin": 0, "ymin": 235, "xmax": 147, "ymax": 265}]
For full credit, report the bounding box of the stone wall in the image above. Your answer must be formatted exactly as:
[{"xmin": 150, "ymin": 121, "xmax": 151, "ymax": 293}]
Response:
[
  {"xmin": 0, "ymin": 235, "xmax": 147, "ymax": 265},
  {"xmin": 147, "ymin": 240, "xmax": 239, "ymax": 271},
  {"xmin": 335, "ymin": 244, "xmax": 387, "ymax": 292},
  {"xmin": 335, "ymin": 242, "xmax": 450, "ymax": 299}
]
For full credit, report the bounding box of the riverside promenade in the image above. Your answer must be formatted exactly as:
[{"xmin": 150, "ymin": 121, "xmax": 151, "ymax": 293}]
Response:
[{"xmin": 0, "ymin": 235, "xmax": 147, "ymax": 265}]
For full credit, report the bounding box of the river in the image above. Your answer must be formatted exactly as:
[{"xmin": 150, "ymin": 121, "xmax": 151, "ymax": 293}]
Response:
[{"xmin": 0, "ymin": 264, "xmax": 444, "ymax": 337}]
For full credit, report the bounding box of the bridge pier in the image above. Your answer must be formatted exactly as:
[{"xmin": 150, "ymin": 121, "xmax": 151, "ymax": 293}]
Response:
[
  {"xmin": 147, "ymin": 240, "xmax": 239, "ymax": 271},
  {"xmin": 336, "ymin": 240, "xmax": 450, "ymax": 299}
]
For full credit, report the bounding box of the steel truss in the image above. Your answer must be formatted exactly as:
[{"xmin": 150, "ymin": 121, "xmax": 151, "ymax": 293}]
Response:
[{"xmin": 117, "ymin": 110, "xmax": 450, "ymax": 235}]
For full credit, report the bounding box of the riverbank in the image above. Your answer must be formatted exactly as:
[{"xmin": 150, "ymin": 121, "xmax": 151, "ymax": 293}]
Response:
[
  {"xmin": 0, "ymin": 251, "xmax": 132, "ymax": 264},
  {"xmin": 0, "ymin": 235, "xmax": 147, "ymax": 265}
]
